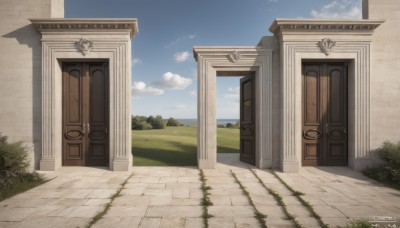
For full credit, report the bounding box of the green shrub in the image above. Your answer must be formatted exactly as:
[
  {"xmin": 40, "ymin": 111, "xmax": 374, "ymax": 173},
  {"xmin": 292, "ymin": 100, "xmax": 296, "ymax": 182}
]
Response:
[
  {"xmin": 346, "ymin": 219, "xmax": 372, "ymax": 228},
  {"xmin": 0, "ymin": 133, "xmax": 44, "ymax": 189},
  {"xmin": 151, "ymin": 115, "xmax": 166, "ymax": 129},
  {"xmin": 217, "ymin": 124, "xmax": 225, "ymax": 128},
  {"xmin": 0, "ymin": 134, "xmax": 29, "ymax": 187},
  {"xmin": 132, "ymin": 115, "xmax": 165, "ymax": 130},
  {"xmin": 166, "ymin": 117, "xmax": 181, "ymax": 127},
  {"xmin": 364, "ymin": 141, "xmax": 400, "ymax": 189}
]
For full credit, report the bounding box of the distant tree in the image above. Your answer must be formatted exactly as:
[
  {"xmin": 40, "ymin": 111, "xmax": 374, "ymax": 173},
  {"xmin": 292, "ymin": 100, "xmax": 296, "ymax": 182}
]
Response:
[
  {"xmin": 166, "ymin": 117, "xmax": 181, "ymax": 127},
  {"xmin": 152, "ymin": 115, "xmax": 166, "ymax": 129},
  {"xmin": 132, "ymin": 116, "xmax": 148, "ymax": 130},
  {"xmin": 226, "ymin": 123, "xmax": 234, "ymax": 128},
  {"xmin": 217, "ymin": 124, "xmax": 226, "ymax": 128},
  {"xmin": 234, "ymin": 121, "xmax": 240, "ymax": 129},
  {"xmin": 146, "ymin": 116, "xmax": 155, "ymax": 126}
]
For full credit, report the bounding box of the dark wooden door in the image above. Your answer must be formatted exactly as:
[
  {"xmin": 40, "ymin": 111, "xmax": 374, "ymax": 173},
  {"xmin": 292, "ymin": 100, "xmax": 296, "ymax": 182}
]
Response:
[
  {"xmin": 240, "ymin": 73, "xmax": 256, "ymax": 165},
  {"xmin": 62, "ymin": 62, "xmax": 109, "ymax": 166},
  {"xmin": 302, "ymin": 63, "xmax": 348, "ymax": 166}
]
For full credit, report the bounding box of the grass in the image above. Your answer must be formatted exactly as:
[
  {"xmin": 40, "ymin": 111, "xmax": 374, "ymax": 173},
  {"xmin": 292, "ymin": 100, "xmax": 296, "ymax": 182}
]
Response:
[
  {"xmin": 0, "ymin": 173, "xmax": 47, "ymax": 202},
  {"xmin": 230, "ymin": 170, "xmax": 268, "ymax": 228},
  {"xmin": 87, "ymin": 172, "xmax": 134, "ymax": 228},
  {"xmin": 271, "ymin": 170, "xmax": 329, "ymax": 228},
  {"xmin": 132, "ymin": 126, "xmax": 239, "ymax": 166},
  {"xmin": 250, "ymin": 169, "xmax": 302, "ymax": 228},
  {"xmin": 199, "ymin": 169, "xmax": 213, "ymax": 228}
]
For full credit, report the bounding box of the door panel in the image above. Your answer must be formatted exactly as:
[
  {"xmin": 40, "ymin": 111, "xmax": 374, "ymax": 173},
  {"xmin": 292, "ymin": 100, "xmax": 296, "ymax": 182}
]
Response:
[
  {"xmin": 240, "ymin": 73, "xmax": 256, "ymax": 165},
  {"xmin": 63, "ymin": 63, "xmax": 86, "ymax": 166},
  {"xmin": 87, "ymin": 63, "xmax": 109, "ymax": 166},
  {"xmin": 62, "ymin": 62, "xmax": 108, "ymax": 167},
  {"xmin": 302, "ymin": 63, "xmax": 348, "ymax": 166}
]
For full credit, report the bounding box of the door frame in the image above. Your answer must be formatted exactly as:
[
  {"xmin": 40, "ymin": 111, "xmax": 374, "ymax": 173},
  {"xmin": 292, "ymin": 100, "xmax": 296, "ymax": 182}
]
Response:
[{"xmin": 193, "ymin": 47, "xmax": 274, "ymax": 169}]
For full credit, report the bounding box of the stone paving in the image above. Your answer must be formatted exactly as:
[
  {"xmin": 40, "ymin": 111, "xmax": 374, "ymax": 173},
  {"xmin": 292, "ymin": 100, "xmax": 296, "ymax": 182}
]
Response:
[{"xmin": 0, "ymin": 154, "xmax": 400, "ymax": 228}]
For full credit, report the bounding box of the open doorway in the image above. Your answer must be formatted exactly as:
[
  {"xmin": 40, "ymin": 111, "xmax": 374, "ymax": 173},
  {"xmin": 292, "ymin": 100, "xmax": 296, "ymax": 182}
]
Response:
[{"xmin": 216, "ymin": 72, "xmax": 256, "ymax": 167}]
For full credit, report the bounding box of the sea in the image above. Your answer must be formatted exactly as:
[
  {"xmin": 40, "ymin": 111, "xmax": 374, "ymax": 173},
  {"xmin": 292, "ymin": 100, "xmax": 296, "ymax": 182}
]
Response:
[{"xmin": 177, "ymin": 119, "xmax": 239, "ymax": 126}]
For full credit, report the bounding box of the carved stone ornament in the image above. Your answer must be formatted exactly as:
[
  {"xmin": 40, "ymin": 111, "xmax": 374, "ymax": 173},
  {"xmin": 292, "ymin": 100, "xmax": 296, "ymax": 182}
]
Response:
[
  {"xmin": 318, "ymin": 38, "xmax": 336, "ymax": 56},
  {"xmin": 75, "ymin": 38, "xmax": 93, "ymax": 56},
  {"xmin": 227, "ymin": 50, "xmax": 241, "ymax": 63}
]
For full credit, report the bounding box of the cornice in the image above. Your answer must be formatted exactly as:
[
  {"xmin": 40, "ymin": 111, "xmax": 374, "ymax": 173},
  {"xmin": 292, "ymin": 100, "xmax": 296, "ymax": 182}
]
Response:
[
  {"xmin": 29, "ymin": 18, "xmax": 139, "ymax": 38},
  {"xmin": 192, "ymin": 46, "xmax": 272, "ymax": 62},
  {"xmin": 269, "ymin": 18, "xmax": 384, "ymax": 35}
]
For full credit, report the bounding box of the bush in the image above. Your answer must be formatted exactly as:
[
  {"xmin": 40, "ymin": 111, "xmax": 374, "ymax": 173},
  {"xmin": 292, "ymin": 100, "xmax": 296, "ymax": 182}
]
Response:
[
  {"xmin": 364, "ymin": 141, "xmax": 400, "ymax": 189},
  {"xmin": 152, "ymin": 115, "xmax": 166, "ymax": 129},
  {"xmin": 166, "ymin": 117, "xmax": 181, "ymax": 127},
  {"xmin": 132, "ymin": 115, "xmax": 165, "ymax": 130},
  {"xmin": 217, "ymin": 124, "xmax": 225, "ymax": 128},
  {"xmin": 0, "ymin": 133, "xmax": 43, "ymax": 189}
]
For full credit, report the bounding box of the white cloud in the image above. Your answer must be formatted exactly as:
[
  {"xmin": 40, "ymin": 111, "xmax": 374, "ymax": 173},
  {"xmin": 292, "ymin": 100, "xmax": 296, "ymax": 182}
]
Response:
[
  {"xmin": 310, "ymin": 0, "xmax": 361, "ymax": 19},
  {"xmin": 132, "ymin": 81, "xmax": 164, "ymax": 97},
  {"xmin": 170, "ymin": 104, "xmax": 187, "ymax": 109},
  {"xmin": 174, "ymin": 51, "xmax": 190, "ymax": 63},
  {"xmin": 269, "ymin": 0, "xmax": 278, "ymax": 2},
  {"xmin": 132, "ymin": 58, "xmax": 142, "ymax": 66},
  {"xmin": 228, "ymin": 86, "xmax": 240, "ymax": 95},
  {"xmin": 152, "ymin": 72, "xmax": 192, "ymax": 90},
  {"xmin": 190, "ymin": 90, "xmax": 196, "ymax": 96}
]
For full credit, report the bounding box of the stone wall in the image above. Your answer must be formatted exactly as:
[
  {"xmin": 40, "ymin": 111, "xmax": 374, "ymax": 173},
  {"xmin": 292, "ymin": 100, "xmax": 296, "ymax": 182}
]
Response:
[
  {"xmin": 364, "ymin": 0, "xmax": 400, "ymax": 161},
  {"xmin": 0, "ymin": 0, "xmax": 64, "ymax": 169}
]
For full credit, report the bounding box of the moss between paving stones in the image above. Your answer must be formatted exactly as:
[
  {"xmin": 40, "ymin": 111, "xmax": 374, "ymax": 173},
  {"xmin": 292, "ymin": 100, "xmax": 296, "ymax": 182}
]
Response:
[
  {"xmin": 199, "ymin": 169, "xmax": 213, "ymax": 228},
  {"xmin": 87, "ymin": 173, "xmax": 134, "ymax": 228},
  {"xmin": 250, "ymin": 169, "xmax": 303, "ymax": 228},
  {"xmin": 271, "ymin": 170, "xmax": 329, "ymax": 228},
  {"xmin": 230, "ymin": 170, "xmax": 268, "ymax": 228}
]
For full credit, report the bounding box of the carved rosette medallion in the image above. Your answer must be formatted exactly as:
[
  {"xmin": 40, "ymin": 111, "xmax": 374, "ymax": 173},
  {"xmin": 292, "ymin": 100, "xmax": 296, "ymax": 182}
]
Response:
[
  {"xmin": 318, "ymin": 38, "xmax": 336, "ymax": 56},
  {"xmin": 75, "ymin": 38, "xmax": 93, "ymax": 56},
  {"xmin": 227, "ymin": 50, "xmax": 241, "ymax": 63}
]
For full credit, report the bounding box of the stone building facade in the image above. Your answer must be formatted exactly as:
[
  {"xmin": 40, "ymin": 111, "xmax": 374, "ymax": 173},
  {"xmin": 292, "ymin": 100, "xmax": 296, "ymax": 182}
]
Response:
[
  {"xmin": 0, "ymin": 0, "xmax": 398, "ymax": 173},
  {"xmin": 194, "ymin": 0, "xmax": 400, "ymax": 172}
]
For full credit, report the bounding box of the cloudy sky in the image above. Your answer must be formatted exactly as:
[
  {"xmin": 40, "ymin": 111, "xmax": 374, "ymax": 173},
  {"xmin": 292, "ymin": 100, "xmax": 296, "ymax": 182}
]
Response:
[{"xmin": 65, "ymin": 0, "xmax": 362, "ymax": 119}]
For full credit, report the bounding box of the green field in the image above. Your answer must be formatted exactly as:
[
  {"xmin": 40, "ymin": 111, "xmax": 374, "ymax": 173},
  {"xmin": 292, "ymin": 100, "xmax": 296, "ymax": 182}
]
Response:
[{"xmin": 132, "ymin": 126, "xmax": 239, "ymax": 166}]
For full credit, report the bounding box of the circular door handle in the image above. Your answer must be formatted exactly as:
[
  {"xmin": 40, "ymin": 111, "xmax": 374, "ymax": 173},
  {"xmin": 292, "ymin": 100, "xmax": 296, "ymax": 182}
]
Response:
[{"xmin": 303, "ymin": 129, "xmax": 321, "ymax": 140}]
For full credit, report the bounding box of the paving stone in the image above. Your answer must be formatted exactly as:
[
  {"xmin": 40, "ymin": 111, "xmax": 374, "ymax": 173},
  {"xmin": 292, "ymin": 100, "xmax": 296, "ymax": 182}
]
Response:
[
  {"xmin": 112, "ymin": 196, "xmax": 151, "ymax": 206},
  {"xmin": 92, "ymin": 217, "xmax": 142, "ymax": 228},
  {"xmin": 209, "ymin": 195, "xmax": 231, "ymax": 206},
  {"xmin": 173, "ymin": 188, "xmax": 190, "ymax": 199},
  {"xmin": 229, "ymin": 195, "xmax": 249, "ymax": 206},
  {"xmin": 67, "ymin": 206, "xmax": 104, "ymax": 218},
  {"xmin": 149, "ymin": 196, "xmax": 172, "ymax": 206},
  {"xmin": 86, "ymin": 189, "xmax": 116, "ymax": 199},
  {"xmin": 169, "ymin": 198, "xmax": 200, "ymax": 206},
  {"xmin": 185, "ymin": 218, "xmax": 203, "ymax": 228},
  {"xmin": 139, "ymin": 217, "xmax": 161, "ymax": 228},
  {"xmin": 84, "ymin": 199, "xmax": 110, "ymax": 206},
  {"xmin": 208, "ymin": 217, "xmax": 235, "ymax": 228},
  {"xmin": 104, "ymin": 206, "xmax": 147, "ymax": 217},
  {"xmin": 0, "ymin": 208, "xmax": 37, "ymax": 222},
  {"xmin": 146, "ymin": 206, "xmax": 202, "ymax": 217},
  {"xmin": 160, "ymin": 217, "xmax": 185, "ymax": 228},
  {"xmin": 234, "ymin": 217, "xmax": 262, "ymax": 228},
  {"xmin": 208, "ymin": 206, "xmax": 254, "ymax": 217}
]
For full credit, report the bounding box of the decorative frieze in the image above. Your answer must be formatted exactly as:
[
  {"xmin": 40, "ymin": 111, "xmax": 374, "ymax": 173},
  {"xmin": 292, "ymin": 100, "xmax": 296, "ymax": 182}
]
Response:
[
  {"xmin": 29, "ymin": 18, "xmax": 138, "ymax": 38},
  {"xmin": 269, "ymin": 19, "xmax": 385, "ymax": 35}
]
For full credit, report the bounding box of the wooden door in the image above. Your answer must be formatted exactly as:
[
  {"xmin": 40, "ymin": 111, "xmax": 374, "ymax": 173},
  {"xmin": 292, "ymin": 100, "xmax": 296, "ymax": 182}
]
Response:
[
  {"xmin": 240, "ymin": 73, "xmax": 256, "ymax": 165},
  {"xmin": 302, "ymin": 63, "xmax": 348, "ymax": 166},
  {"xmin": 62, "ymin": 62, "xmax": 109, "ymax": 166}
]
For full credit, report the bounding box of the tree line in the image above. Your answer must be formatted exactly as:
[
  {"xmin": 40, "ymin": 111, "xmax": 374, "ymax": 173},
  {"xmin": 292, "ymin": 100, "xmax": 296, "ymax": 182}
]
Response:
[{"xmin": 132, "ymin": 115, "xmax": 181, "ymax": 130}]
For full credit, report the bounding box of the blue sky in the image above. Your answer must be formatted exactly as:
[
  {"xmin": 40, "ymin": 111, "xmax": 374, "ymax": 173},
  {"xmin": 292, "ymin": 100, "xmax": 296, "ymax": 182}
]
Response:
[{"xmin": 65, "ymin": 0, "xmax": 361, "ymax": 119}]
